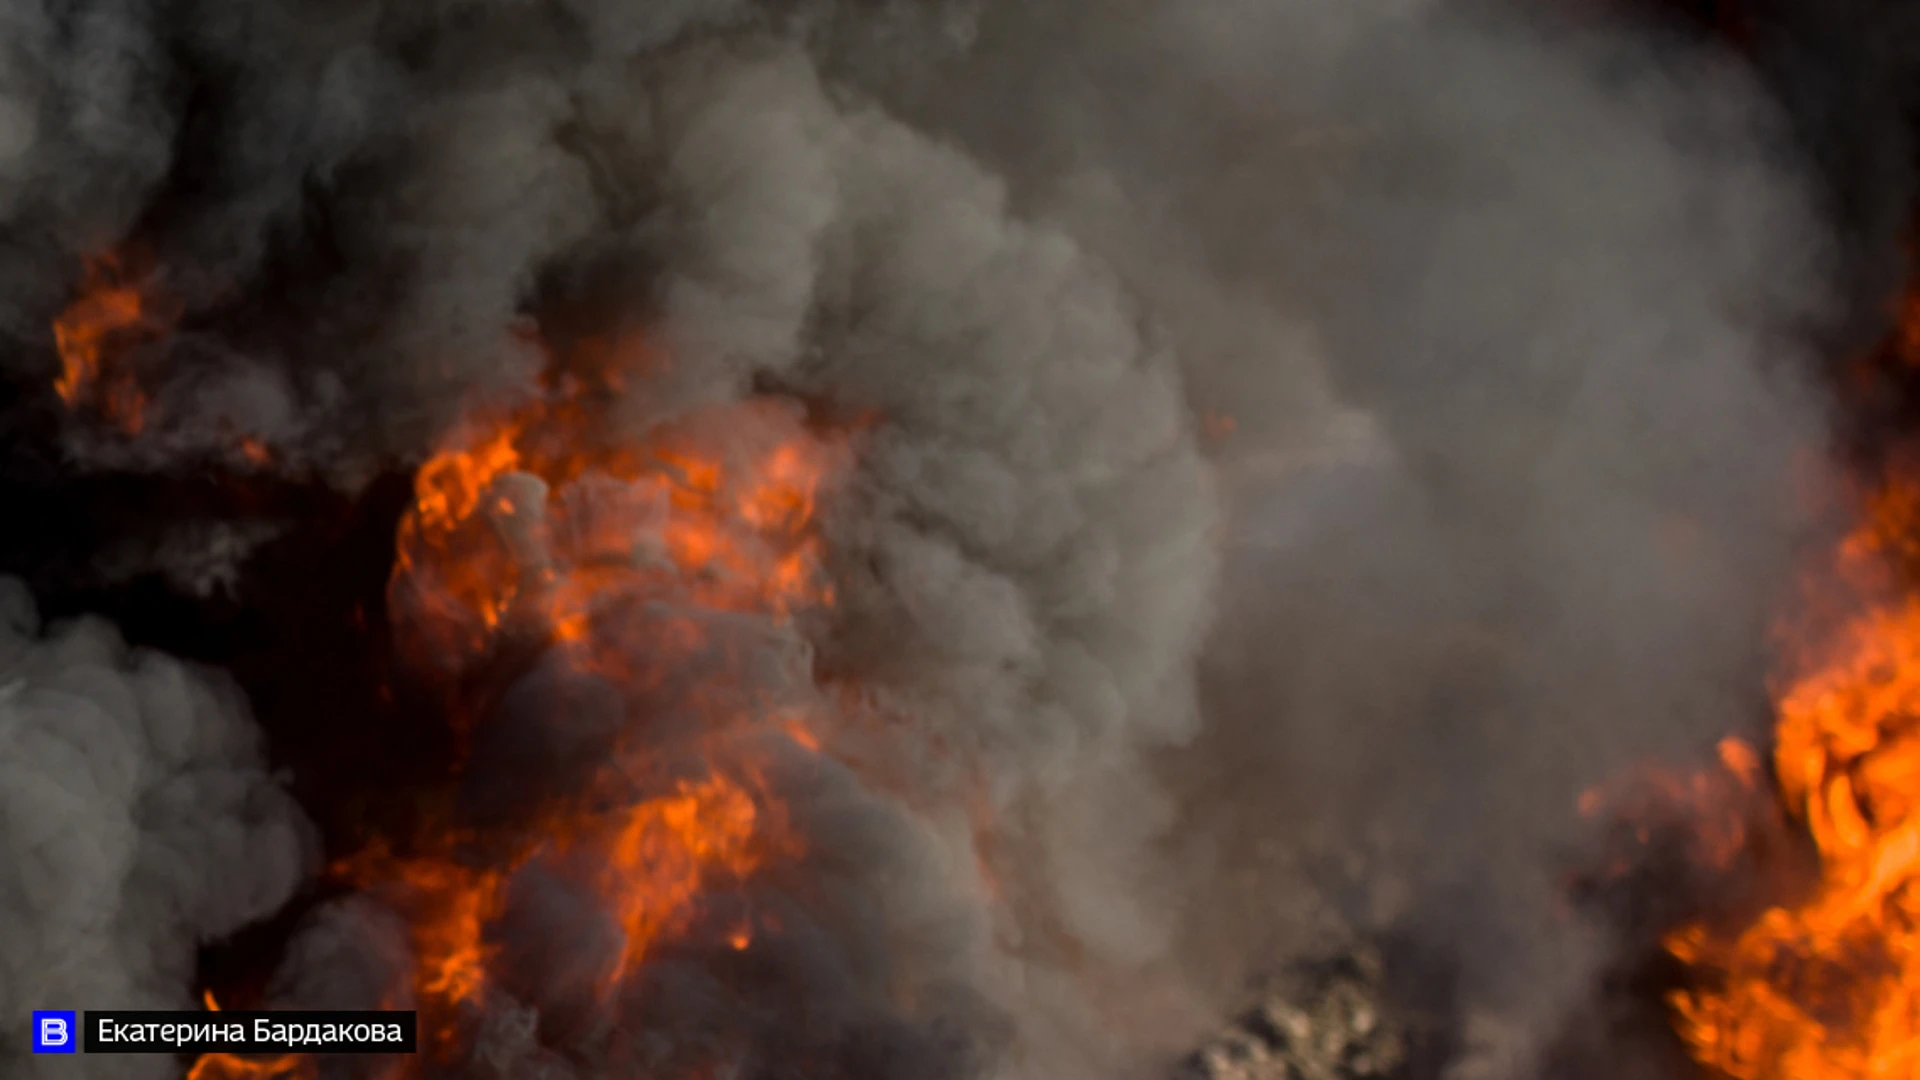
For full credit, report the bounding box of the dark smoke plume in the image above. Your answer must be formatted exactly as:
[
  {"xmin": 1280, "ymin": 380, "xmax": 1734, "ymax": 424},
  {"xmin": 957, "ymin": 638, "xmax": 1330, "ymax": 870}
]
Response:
[{"xmin": 0, "ymin": 1, "xmax": 1885, "ymax": 1079}]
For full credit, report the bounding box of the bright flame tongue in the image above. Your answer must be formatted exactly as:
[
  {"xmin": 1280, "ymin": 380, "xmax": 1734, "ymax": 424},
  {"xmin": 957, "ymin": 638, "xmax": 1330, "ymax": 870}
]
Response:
[
  {"xmin": 328, "ymin": 336, "xmax": 832, "ymax": 1063},
  {"xmin": 1666, "ymin": 484, "xmax": 1920, "ymax": 1079}
]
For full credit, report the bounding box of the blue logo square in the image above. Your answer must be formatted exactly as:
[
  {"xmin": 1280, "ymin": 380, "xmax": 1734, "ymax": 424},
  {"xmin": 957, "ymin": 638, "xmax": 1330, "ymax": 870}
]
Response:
[{"xmin": 32, "ymin": 1010, "xmax": 76, "ymax": 1053}]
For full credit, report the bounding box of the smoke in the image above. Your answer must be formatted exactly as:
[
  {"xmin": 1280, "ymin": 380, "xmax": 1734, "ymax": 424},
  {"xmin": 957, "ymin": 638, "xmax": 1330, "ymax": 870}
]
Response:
[
  {"xmin": 805, "ymin": 0, "xmax": 1845, "ymax": 1069},
  {"xmin": 0, "ymin": 576, "xmax": 315, "ymax": 1079},
  {"xmin": 379, "ymin": 36, "xmax": 1219, "ymax": 1078},
  {"xmin": 1742, "ymin": 0, "xmax": 1920, "ymax": 353},
  {"xmin": 0, "ymin": 0, "xmax": 1872, "ymax": 1078}
]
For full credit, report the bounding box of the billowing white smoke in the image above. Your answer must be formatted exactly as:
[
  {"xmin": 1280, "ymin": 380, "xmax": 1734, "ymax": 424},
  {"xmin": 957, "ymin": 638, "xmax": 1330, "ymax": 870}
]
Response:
[
  {"xmin": 0, "ymin": 0, "xmax": 1855, "ymax": 1078},
  {"xmin": 0, "ymin": 577, "xmax": 315, "ymax": 1079}
]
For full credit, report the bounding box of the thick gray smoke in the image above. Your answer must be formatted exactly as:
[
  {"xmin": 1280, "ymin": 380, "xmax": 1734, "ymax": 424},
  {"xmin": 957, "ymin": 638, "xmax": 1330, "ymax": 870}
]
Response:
[
  {"xmin": 824, "ymin": 1, "xmax": 1837, "ymax": 1072},
  {"xmin": 0, "ymin": 577, "xmax": 314, "ymax": 1079},
  {"xmin": 0, "ymin": 0, "xmax": 1857, "ymax": 1078}
]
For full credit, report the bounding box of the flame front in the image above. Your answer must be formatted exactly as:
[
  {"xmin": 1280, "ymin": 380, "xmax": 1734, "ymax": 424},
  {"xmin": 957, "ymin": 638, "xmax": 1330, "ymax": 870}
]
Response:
[{"xmin": 1664, "ymin": 481, "xmax": 1920, "ymax": 1079}]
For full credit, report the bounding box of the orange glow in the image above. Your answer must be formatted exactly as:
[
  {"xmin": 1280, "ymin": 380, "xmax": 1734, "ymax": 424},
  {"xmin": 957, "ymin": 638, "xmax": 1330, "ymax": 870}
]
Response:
[
  {"xmin": 345, "ymin": 330, "xmax": 843, "ymax": 1063},
  {"xmin": 186, "ymin": 1056, "xmax": 315, "ymax": 1080},
  {"xmin": 236, "ymin": 436, "xmax": 273, "ymax": 467},
  {"xmin": 335, "ymin": 770, "xmax": 795, "ymax": 1056},
  {"xmin": 1577, "ymin": 736, "xmax": 1764, "ymax": 874},
  {"xmin": 601, "ymin": 776, "xmax": 773, "ymax": 971},
  {"xmin": 389, "ymin": 339, "xmax": 842, "ymax": 678},
  {"xmin": 779, "ymin": 713, "xmax": 823, "ymax": 752},
  {"xmin": 51, "ymin": 250, "xmax": 173, "ymax": 436},
  {"xmin": 1664, "ymin": 473, "xmax": 1920, "ymax": 1079},
  {"xmin": 1838, "ymin": 476, "xmax": 1920, "ymax": 581},
  {"xmin": 187, "ymin": 993, "xmax": 315, "ymax": 1080},
  {"xmin": 331, "ymin": 841, "xmax": 509, "ymax": 1022}
]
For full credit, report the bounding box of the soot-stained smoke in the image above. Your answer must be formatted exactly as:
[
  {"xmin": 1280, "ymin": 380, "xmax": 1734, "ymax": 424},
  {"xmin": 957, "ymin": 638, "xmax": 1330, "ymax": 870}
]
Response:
[{"xmin": 0, "ymin": 1, "xmax": 1883, "ymax": 1079}]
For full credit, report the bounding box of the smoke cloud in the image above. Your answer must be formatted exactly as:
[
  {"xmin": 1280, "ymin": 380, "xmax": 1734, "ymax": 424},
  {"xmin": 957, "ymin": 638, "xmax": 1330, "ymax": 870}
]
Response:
[
  {"xmin": 809, "ymin": 0, "xmax": 1844, "ymax": 1069},
  {"xmin": 0, "ymin": 577, "xmax": 314, "ymax": 1079},
  {"xmin": 0, "ymin": 0, "xmax": 1871, "ymax": 1078}
]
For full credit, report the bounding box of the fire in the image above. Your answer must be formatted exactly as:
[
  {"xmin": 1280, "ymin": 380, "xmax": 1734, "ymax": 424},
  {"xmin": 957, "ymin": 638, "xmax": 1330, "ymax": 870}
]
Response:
[
  {"xmin": 1578, "ymin": 736, "xmax": 1765, "ymax": 874},
  {"xmin": 187, "ymin": 994, "xmax": 314, "ymax": 1080},
  {"xmin": 1662, "ymin": 475, "xmax": 1920, "ymax": 1079},
  {"xmin": 335, "ymin": 771, "xmax": 786, "ymax": 1045},
  {"xmin": 389, "ymin": 342, "xmax": 839, "ymax": 677},
  {"xmin": 51, "ymin": 250, "xmax": 173, "ymax": 435},
  {"xmin": 47, "ymin": 248, "xmax": 279, "ymax": 466},
  {"xmin": 341, "ymin": 330, "xmax": 837, "ymax": 1063},
  {"xmin": 186, "ymin": 1056, "xmax": 314, "ymax": 1080}
]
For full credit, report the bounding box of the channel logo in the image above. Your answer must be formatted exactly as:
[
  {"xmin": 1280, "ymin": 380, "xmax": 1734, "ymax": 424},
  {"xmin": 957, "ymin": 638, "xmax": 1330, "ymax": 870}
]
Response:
[{"xmin": 32, "ymin": 1010, "xmax": 76, "ymax": 1054}]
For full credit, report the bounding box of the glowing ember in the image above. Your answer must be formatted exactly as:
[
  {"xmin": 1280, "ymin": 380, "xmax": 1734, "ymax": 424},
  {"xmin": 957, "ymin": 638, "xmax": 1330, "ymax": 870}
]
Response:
[
  {"xmin": 51, "ymin": 250, "xmax": 173, "ymax": 436},
  {"xmin": 1663, "ymin": 475, "xmax": 1920, "ymax": 1079}
]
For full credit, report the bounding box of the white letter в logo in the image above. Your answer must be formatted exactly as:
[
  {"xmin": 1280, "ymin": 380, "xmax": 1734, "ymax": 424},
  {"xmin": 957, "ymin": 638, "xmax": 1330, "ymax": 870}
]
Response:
[{"xmin": 31, "ymin": 1010, "xmax": 75, "ymax": 1053}]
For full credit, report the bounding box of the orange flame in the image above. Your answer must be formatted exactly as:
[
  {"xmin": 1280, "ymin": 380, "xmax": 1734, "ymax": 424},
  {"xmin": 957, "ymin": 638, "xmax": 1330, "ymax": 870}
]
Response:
[
  {"xmin": 343, "ymin": 331, "xmax": 838, "ymax": 1063},
  {"xmin": 389, "ymin": 341, "xmax": 840, "ymax": 679},
  {"xmin": 51, "ymin": 250, "xmax": 173, "ymax": 436},
  {"xmin": 186, "ymin": 993, "xmax": 315, "ymax": 1080},
  {"xmin": 186, "ymin": 1056, "xmax": 315, "ymax": 1080},
  {"xmin": 334, "ymin": 772, "xmax": 788, "ymax": 1045},
  {"xmin": 1665, "ymin": 475, "xmax": 1920, "ymax": 1079}
]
